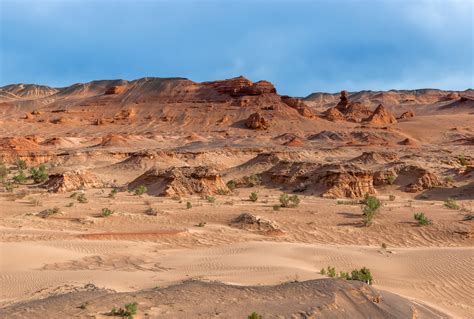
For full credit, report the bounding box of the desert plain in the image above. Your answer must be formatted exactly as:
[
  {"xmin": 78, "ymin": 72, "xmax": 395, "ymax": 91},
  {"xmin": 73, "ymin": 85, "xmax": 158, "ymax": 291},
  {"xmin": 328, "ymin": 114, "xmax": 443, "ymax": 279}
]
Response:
[{"xmin": 0, "ymin": 76, "xmax": 472, "ymax": 318}]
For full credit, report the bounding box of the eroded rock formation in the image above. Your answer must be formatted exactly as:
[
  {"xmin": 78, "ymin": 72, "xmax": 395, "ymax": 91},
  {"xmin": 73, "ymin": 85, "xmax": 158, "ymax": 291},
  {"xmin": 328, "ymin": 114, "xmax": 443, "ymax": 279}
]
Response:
[
  {"xmin": 245, "ymin": 112, "xmax": 269, "ymax": 130},
  {"xmin": 43, "ymin": 170, "xmax": 105, "ymax": 192},
  {"xmin": 128, "ymin": 166, "xmax": 228, "ymax": 197}
]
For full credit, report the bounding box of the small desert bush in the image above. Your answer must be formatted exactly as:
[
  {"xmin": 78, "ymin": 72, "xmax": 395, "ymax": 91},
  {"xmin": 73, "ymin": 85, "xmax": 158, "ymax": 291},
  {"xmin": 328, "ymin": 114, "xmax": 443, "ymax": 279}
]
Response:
[
  {"xmin": 134, "ymin": 185, "xmax": 147, "ymax": 196},
  {"xmin": 66, "ymin": 202, "xmax": 74, "ymax": 207},
  {"xmin": 381, "ymin": 242, "xmax": 387, "ymax": 250},
  {"xmin": 38, "ymin": 207, "xmax": 60, "ymax": 218},
  {"xmin": 350, "ymin": 267, "xmax": 373, "ymax": 284},
  {"xmin": 414, "ymin": 212, "xmax": 431, "ymax": 226},
  {"xmin": 186, "ymin": 201, "xmax": 192, "ymax": 209},
  {"xmin": 388, "ymin": 194, "xmax": 396, "ymax": 201},
  {"xmin": 0, "ymin": 164, "xmax": 9, "ymax": 180},
  {"xmin": 248, "ymin": 312, "xmax": 263, "ymax": 319},
  {"xmin": 279, "ymin": 194, "xmax": 300, "ymax": 208},
  {"xmin": 272, "ymin": 204, "xmax": 281, "ymax": 211},
  {"xmin": 13, "ymin": 170, "xmax": 28, "ymax": 184},
  {"xmin": 361, "ymin": 195, "xmax": 381, "ymax": 226},
  {"xmin": 458, "ymin": 155, "xmax": 468, "ymax": 166},
  {"xmin": 444, "ymin": 198, "xmax": 460, "ymax": 210},
  {"xmin": 249, "ymin": 191, "xmax": 258, "ymax": 202},
  {"xmin": 76, "ymin": 193, "xmax": 88, "ymax": 203},
  {"xmin": 245, "ymin": 174, "xmax": 261, "ymax": 187},
  {"xmin": 217, "ymin": 187, "xmax": 229, "ymax": 195},
  {"xmin": 110, "ymin": 302, "xmax": 138, "ymax": 319},
  {"xmin": 386, "ymin": 175, "xmax": 396, "ymax": 185},
  {"xmin": 444, "ymin": 175, "xmax": 455, "ymax": 184},
  {"xmin": 29, "ymin": 165, "xmax": 49, "ymax": 183},
  {"xmin": 197, "ymin": 221, "xmax": 206, "ymax": 227},
  {"xmin": 16, "ymin": 159, "xmax": 27, "ymax": 170},
  {"xmin": 108, "ymin": 188, "xmax": 118, "ymax": 198},
  {"xmin": 226, "ymin": 180, "xmax": 236, "ymax": 191},
  {"xmin": 206, "ymin": 195, "xmax": 216, "ymax": 203},
  {"xmin": 101, "ymin": 207, "xmax": 114, "ymax": 217},
  {"xmin": 4, "ymin": 181, "xmax": 14, "ymax": 192}
]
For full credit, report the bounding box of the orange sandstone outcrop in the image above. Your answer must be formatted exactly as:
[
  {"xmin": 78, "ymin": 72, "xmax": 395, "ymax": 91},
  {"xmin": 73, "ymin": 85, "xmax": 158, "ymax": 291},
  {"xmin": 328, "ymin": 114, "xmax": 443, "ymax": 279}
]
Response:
[
  {"xmin": 365, "ymin": 104, "xmax": 397, "ymax": 125},
  {"xmin": 43, "ymin": 170, "xmax": 105, "ymax": 192},
  {"xmin": 245, "ymin": 112, "xmax": 269, "ymax": 130}
]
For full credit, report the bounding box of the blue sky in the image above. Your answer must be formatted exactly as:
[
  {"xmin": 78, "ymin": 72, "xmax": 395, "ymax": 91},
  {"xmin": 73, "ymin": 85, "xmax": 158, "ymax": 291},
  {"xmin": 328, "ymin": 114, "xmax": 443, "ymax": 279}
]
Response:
[{"xmin": 1, "ymin": 0, "xmax": 473, "ymax": 96}]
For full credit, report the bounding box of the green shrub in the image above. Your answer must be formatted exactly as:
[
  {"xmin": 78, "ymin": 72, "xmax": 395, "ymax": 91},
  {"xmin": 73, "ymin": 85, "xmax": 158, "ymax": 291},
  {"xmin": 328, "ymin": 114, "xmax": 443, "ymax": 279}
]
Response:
[
  {"xmin": 206, "ymin": 195, "xmax": 216, "ymax": 203},
  {"xmin": 414, "ymin": 212, "xmax": 431, "ymax": 226},
  {"xmin": 320, "ymin": 268, "xmax": 326, "ymax": 275},
  {"xmin": 186, "ymin": 201, "xmax": 192, "ymax": 209},
  {"xmin": 101, "ymin": 208, "xmax": 114, "ymax": 217},
  {"xmin": 362, "ymin": 195, "xmax": 381, "ymax": 226},
  {"xmin": 0, "ymin": 164, "xmax": 9, "ymax": 180},
  {"xmin": 279, "ymin": 193, "xmax": 300, "ymax": 208},
  {"xmin": 30, "ymin": 165, "xmax": 48, "ymax": 183},
  {"xmin": 134, "ymin": 185, "xmax": 147, "ymax": 196},
  {"xmin": 217, "ymin": 188, "xmax": 229, "ymax": 195},
  {"xmin": 248, "ymin": 312, "xmax": 262, "ymax": 319},
  {"xmin": 272, "ymin": 204, "xmax": 281, "ymax": 211},
  {"xmin": 226, "ymin": 180, "xmax": 236, "ymax": 191},
  {"xmin": 4, "ymin": 182, "xmax": 14, "ymax": 192},
  {"xmin": 444, "ymin": 198, "xmax": 460, "ymax": 210},
  {"xmin": 197, "ymin": 221, "xmax": 206, "ymax": 227},
  {"xmin": 110, "ymin": 302, "xmax": 138, "ymax": 319},
  {"xmin": 16, "ymin": 159, "xmax": 27, "ymax": 170},
  {"xmin": 339, "ymin": 271, "xmax": 351, "ymax": 280},
  {"xmin": 249, "ymin": 191, "xmax": 258, "ymax": 202},
  {"xmin": 76, "ymin": 193, "xmax": 88, "ymax": 203},
  {"xmin": 444, "ymin": 175, "xmax": 455, "ymax": 184},
  {"xmin": 388, "ymin": 194, "xmax": 396, "ymax": 201},
  {"xmin": 326, "ymin": 266, "xmax": 336, "ymax": 278},
  {"xmin": 386, "ymin": 175, "xmax": 396, "ymax": 185},
  {"xmin": 38, "ymin": 207, "xmax": 61, "ymax": 218},
  {"xmin": 247, "ymin": 174, "xmax": 261, "ymax": 186},
  {"xmin": 458, "ymin": 155, "xmax": 468, "ymax": 166},
  {"xmin": 350, "ymin": 267, "xmax": 373, "ymax": 284},
  {"xmin": 108, "ymin": 188, "xmax": 118, "ymax": 198},
  {"xmin": 13, "ymin": 170, "xmax": 28, "ymax": 184}
]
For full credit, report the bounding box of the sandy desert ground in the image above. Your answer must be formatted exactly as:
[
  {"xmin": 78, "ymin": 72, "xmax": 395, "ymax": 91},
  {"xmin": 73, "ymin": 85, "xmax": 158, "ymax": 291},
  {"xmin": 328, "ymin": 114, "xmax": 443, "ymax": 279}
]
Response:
[{"xmin": 0, "ymin": 77, "xmax": 473, "ymax": 318}]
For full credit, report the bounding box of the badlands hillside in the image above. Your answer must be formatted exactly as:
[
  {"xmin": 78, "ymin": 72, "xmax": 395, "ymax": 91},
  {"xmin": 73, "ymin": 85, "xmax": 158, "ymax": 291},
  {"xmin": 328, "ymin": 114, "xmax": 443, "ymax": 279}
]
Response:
[{"xmin": 0, "ymin": 76, "xmax": 473, "ymax": 318}]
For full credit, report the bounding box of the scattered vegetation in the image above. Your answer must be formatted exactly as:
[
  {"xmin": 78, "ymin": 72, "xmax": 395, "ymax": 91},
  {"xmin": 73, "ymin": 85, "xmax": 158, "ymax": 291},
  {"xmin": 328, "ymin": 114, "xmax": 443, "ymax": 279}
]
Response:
[
  {"xmin": 217, "ymin": 187, "xmax": 229, "ymax": 195},
  {"xmin": 66, "ymin": 202, "xmax": 74, "ymax": 207},
  {"xmin": 133, "ymin": 185, "xmax": 148, "ymax": 196},
  {"xmin": 321, "ymin": 265, "xmax": 373, "ymax": 284},
  {"xmin": 29, "ymin": 165, "xmax": 49, "ymax": 183},
  {"xmin": 361, "ymin": 195, "xmax": 381, "ymax": 226},
  {"xmin": 244, "ymin": 174, "xmax": 261, "ymax": 187},
  {"xmin": 386, "ymin": 175, "xmax": 396, "ymax": 185},
  {"xmin": 206, "ymin": 195, "xmax": 216, "ymax": 203},
  {"xmin": 16, "ymin": 159, "xmax": 27, "ymax": 170},
  {"xmin": 444, "ymin": 175, "xmax": 455, "ymax": 184},
  {"xmin": 101, "ymin": 207, "xmax": 114, "ymax": 217},
  {"xmin": 381, "ymin": 242, "xmax": 387, "ymax": 250},
  {"xmin": 0, "ymin": 163, "xmax": 8, "ymax": 181},
  {"xmin": 110, "ymin": 302, "xmax": 138, "ymax": 319},
  {"xmin": 388, "ymin": 194, "xmax": 396, "ymax": 201},
  {"xmin": 38, "ymin": 207, "xmax": 61, "ymax": 218},
  {"xmin": 197, "ymin": 221, "xmax": 206, "ymax": 227},
  {"xmin": 108, "ymin": 188, "xmax": 119, "ymax": 198},
  {"xmin": 248, "ymin": 312, "xmax": 263, "ymax": 319},
  {"xmin": 226, "ymin": 180, "xmax": 236, "ymax": 191},
  {"xmin": 186, "ymin": 201, "xmax": 193, "ymax": 209},
  {"xmin": 4, "ymin": 181, "xmax": 14, "ymax": 192},
  {"xmin": 76, "ymin": 193, "xmax": 88, "ymax": 203},
  {"xmin": 444, "ymin": 198, "xmax": 460, "ymax": 210},
  {"xmin": 279, "ymin": 194, "xmax": 300, "ymax": 208},
  {"xmin": 272, "ymin": 204, "xmax": 281, "ymax": 211},
  {"xmin": 249, "ymin": 191, "xmax": 258, "ymax": 202},
  {"xmin": 12, "ymin": 170, "xmax": 28, "ymax": 184},
  {"xmin": 458, "ymin": 155, "xmax": 468, "ymax": 166},
  {"xmin": 414, "ymin": 212, "xmax": 432, "ymax": 226}
]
